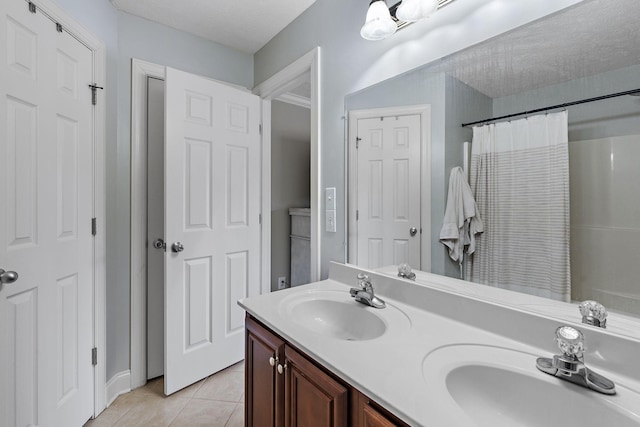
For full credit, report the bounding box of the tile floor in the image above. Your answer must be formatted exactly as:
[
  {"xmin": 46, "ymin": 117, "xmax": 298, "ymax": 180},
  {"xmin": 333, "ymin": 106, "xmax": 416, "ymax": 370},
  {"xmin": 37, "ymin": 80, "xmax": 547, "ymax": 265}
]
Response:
[{"xmin": 84, "ymin": 361, "xmax": 244, "ymax": 427}]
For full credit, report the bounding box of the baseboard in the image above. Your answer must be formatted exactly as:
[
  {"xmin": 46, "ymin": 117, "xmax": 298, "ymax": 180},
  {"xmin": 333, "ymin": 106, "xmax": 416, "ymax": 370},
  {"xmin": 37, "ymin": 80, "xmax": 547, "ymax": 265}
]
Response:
[{"xmin": 105, "ymin": 370, "xmax": 131, "ymax": 407}]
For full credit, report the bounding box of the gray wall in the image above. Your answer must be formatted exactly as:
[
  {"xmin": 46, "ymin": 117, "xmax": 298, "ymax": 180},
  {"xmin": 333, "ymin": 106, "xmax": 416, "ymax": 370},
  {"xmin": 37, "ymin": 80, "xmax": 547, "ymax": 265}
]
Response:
[
  {"xmin": 271, "ymin": 101, "xmax": 311, "ymax": 291},
  {"xmin": 493, "ymin": 64, "xmax": 640, "ymax": 140},
  {"xmin": 254, "ymin": 0, "xmax": 585, "ymax": 279},
  {"xmin": 51, "ymin": 0, "xmax": 254, "ymax": 381}
]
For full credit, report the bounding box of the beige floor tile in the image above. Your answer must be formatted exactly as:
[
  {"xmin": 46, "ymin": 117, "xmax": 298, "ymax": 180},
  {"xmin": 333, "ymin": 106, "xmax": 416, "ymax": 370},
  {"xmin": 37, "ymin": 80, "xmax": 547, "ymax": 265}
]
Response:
[
  {"xmin": 224, "ymin": 403, "xmax": 244, "ymax": 427},
  {"xmin": 169, "ymin": 399, "xmax": 236, "ymax": 427},
  {"xmin": 83, "ymin": 402, "xmax": 133, "ymax": 427},
  {"xmin": 135, "ymin": 376, "xmax": 205, "ymax": 400},
  {"xmin": 195, "ymin": 370, "xmax": 244, "ymax": 402},
  {"xmin": 229, "ymin": 360, "xmax": 245, "ymax": 372},
  {"xmin": 112, "ymin": 394, "xmax": 189, "ymax": 427},
  {"xmin": 83, "ymin": 416, "xmax": 117, "ymax": 427}
]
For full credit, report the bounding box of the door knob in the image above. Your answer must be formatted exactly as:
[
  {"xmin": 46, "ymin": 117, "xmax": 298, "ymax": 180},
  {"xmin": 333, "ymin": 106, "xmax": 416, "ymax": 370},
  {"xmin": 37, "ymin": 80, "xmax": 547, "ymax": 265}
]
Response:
[
  {"xmin": 409, "ymin": 227, "xmax": 418, "ymax": 237},
  {"xmin": 171, "ymin": 242, "xmax": 184, "ymax": 253},
  {"xmin": 0, "ymin": 268, "xmax": 19, "ymax": 284},
  {"xmin": 152, "ymin": 238, "xmax": 166, "ymax": 250}
]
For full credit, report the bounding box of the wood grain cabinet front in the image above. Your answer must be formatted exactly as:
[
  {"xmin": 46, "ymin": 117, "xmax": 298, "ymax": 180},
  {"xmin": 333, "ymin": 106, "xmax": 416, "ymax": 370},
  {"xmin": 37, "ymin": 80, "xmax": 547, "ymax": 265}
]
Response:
[
  {"xmin": 284, "ymin": 344, "xmax": 348, "ymax": 427},
  {"xmin": 245, "ymin": 314, "xmax": 409, "ymax": 427},
  {"xmin": 245, "ymin": 316, "xmax": 285, "ymax": 427}
]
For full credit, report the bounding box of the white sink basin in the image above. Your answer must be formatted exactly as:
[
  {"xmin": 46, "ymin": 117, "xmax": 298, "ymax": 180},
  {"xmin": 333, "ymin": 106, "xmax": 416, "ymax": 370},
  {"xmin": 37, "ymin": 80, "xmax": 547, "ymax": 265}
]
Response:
[
  {"xmin": 278, "ymin": 289, "xmax": 410, "ymax": 341},
  {"xmin": 290, "ymin": 299, "xmax": 386, "ymax": 340},
  {"xmin": 423, "ymin": 345, "xmax": 640, "ymax": 427}
]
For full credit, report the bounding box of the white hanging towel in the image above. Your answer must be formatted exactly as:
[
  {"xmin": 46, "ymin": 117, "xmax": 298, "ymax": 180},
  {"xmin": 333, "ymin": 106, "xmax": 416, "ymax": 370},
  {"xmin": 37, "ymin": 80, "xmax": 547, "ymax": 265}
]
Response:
[{"xmin": 439, "ymin": 166, "xmax": 483, "ymax": 263}]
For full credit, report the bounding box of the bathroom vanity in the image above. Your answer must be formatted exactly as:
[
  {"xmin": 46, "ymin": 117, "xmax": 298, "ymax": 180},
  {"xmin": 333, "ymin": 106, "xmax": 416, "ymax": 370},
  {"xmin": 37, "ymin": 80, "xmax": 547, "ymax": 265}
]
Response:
[
  {"xmin": 239, "ymin": 262, "xmax": 640, "ymax": 426},
  {"xmin": 245, "ymin": 315, "xmax": 406, "ymax": 427}
]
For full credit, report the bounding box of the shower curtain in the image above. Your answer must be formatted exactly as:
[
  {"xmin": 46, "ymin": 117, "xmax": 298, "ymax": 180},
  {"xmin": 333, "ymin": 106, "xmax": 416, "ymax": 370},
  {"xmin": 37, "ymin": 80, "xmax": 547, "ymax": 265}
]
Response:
[{"xmin": 466, "ymin": 111, "xmax": 571, "ymax": 302}]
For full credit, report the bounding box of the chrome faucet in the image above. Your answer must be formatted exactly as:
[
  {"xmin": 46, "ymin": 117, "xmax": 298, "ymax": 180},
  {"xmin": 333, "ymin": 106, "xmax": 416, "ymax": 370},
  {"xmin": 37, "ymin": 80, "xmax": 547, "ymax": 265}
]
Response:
[
  {"xmin": 536, "ymin": 325, "xmax": 615, "ymax": 395},
  {"xmin": 350, "ymin": 273, "xmax": 386, "ymax": 309},
  {"xmin": 397, "ymin": 263, "xmax": 416, "ymax": 280},
  {"xmin": 579, "ymin": 300, "xmax": 607, "ymax": 328}
]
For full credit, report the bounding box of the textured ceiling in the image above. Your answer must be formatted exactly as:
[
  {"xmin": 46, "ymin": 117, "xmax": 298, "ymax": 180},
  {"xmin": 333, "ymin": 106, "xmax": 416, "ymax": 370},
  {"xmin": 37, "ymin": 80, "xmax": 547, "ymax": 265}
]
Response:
[
  {"xmin": 440, "ymin": 0, "xmax": 640, "ymax": 98},
  {"xmin": 110, "ymin": 0, "xmax": 317, "ymax": 54}
]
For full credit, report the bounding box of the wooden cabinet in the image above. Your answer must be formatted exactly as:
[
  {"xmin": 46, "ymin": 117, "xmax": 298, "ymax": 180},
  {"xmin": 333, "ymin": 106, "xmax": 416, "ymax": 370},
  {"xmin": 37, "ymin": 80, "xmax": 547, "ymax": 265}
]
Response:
[
  {"xmin": 245, "ymin": 314, "xmax": 408, "ymax": 427},
  {"xmin": 355, "ymin": 392, "xmax": 404, "ymax": 427},
  {"xmin": 245, "ymin": 316, "xmax": 285, "ymax": 427},
  {"xmin": 284, "ymin": 345, "xmax": 348, "ymax": 427}
]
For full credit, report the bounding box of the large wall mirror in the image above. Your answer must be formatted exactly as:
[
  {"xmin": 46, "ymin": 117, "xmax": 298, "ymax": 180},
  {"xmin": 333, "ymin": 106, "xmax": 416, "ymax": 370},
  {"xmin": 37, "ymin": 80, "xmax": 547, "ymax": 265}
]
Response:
[{"xmin": 345, "ymin": 0, "xmax": 640, "ymax": 320}]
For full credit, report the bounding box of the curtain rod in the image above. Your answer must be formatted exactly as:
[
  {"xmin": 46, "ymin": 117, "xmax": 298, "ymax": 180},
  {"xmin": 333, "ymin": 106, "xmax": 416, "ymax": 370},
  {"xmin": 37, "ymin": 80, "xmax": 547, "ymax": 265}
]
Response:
[{"xmin": 461, "ymin": 88, "xmax": 640, "ymax": 128}]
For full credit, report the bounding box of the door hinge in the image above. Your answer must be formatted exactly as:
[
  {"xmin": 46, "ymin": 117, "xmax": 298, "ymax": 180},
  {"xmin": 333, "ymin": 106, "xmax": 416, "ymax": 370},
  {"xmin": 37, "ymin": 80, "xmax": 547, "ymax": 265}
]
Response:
[
  {"xmin": 259, "ymin": 214, "xmax": 262, "ymax": 225},
  {"xmin": 356, "ymin": 137, "xmax": 361, "ymax": 149},
  {"xmin": 88, "ymin": 84, "xmax": 104, "ymax": 105},
  {"xmin": 356, "ymin": 210, "xmax": 359, "ymax": 221},
  {"xmin": 259, "ymin": 124, "xmax": 262, "ymax": 135},
  {"xmin": 91, "ymin": 218, "xmax": 97, "ymax": 236},
  {"xmin": 28, "ymin": 2, "xmax": 36, "ymax": 13},
  {"xmin": 56, "ymin": 23, "xmax": 63, "ymax": 33},
  {"xmin": 91, "ymin": 348, "xmax": 97, "ymax": 366}
]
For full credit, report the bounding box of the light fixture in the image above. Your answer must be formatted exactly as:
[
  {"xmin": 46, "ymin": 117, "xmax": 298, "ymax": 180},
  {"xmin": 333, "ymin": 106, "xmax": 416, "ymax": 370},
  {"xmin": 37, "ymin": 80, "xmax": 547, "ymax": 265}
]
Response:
[
  {"xmin": 360, "ymin": 0, "xmax": 397, "ymax": 41},
  {"xmin": 396, "ymin": 0, "xmax": 438, "ymax": 22}
]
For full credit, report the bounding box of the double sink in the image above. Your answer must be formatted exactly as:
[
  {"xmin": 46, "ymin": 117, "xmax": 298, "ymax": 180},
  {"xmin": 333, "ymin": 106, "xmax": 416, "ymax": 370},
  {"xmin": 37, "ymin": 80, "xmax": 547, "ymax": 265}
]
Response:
[
  {"xmin": 241, "ymin": 264, "xmax": 640, "ymax": 426},
  {"xmin": 277, "ymin": 287, "xmax": 640, "ymax": 426}
]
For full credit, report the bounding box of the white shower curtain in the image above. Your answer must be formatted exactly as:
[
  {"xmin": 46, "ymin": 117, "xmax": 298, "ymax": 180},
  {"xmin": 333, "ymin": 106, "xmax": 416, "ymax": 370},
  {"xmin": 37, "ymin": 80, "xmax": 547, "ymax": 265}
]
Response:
[{"xmin": 466, "ymin": 111, "xmax": 571, "ymax": 302}]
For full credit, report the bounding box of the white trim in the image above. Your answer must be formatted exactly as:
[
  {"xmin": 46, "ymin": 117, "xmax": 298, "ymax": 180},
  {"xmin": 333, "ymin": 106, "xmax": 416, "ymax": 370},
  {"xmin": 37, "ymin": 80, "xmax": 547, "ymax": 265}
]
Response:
[
  {"xmin": 105, "ymin": 371, "xmax": 131, "ymax": 407},
  {"xmin": 253, "ymin": 47, "xmax": 322, "ymax": 286},
  {"xmin": 276, "ymin": 92, "xmax": 311, "ymax": 109},
  {"xmin": 22, "ymin": 0, "xmax": 108, "ymax": 417},
  {"xmin": 130, "ymin": 59, "xmax": 166, "ymax": 391},
  {"xmin": 347, "ymin": 105, "xmax": 432, "ymax": 272},
  {"xmin": 260, "ymin": 100, "xmax": 272, "ymax": 295}
]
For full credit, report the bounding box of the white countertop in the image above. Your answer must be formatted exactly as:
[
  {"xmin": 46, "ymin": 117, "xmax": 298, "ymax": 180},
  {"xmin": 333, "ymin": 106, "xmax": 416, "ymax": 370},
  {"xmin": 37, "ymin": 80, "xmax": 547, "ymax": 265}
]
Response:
[{"xmin": 239, "ymin": 263, "xmax": 640, "ymax": 426}]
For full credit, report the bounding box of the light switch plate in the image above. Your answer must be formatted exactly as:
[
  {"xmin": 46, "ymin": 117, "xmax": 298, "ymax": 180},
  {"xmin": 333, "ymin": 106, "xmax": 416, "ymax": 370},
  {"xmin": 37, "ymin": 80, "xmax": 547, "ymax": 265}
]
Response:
[
  {"xmin": 326, "ymin": 210, "xmax": 337, "ymax": 233},
  {"xmin": 325, "ymin": 187, "xmax": 336, "ymax": 210}
]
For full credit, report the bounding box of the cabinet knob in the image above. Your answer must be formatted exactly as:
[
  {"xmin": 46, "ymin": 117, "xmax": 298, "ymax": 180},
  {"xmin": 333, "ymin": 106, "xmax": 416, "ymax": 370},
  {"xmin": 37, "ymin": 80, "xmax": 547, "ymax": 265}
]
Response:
[
  {"xmin": 269, "ymin": 356, "xmax": 278, "ymax": 367},
  {"xmin": 277, "ymin": 363, "xmax": 287, "ymax": 375}
]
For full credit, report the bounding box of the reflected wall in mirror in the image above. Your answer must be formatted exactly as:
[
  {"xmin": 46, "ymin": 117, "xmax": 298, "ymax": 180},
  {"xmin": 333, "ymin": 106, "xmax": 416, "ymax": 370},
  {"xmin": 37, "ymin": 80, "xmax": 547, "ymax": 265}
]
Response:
[{"xmin": 345, "ymin": 0, "xmax": 640, "ymax": 318}]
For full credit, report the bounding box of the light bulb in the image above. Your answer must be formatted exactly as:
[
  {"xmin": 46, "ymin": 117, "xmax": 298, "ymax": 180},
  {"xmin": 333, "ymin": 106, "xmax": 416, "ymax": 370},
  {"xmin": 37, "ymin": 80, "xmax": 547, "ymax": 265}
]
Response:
[{"xmin": 360, "ymin": 0, "xmax": 397, "ymax": 41}]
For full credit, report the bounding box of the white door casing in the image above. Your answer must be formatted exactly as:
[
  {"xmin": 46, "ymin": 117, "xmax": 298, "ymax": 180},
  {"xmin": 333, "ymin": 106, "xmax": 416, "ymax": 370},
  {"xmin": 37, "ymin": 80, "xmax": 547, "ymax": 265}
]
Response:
[
  {"xmin": 0, "ymin": 0, "xmax": 94, "ymax": 425},
  {"xmin": 164, "ymin": 67, "xmax": 261, "ymax": 394},
  {"xmin": 252, "ymin": 47, "xmax": 321, "ymax": 287}
]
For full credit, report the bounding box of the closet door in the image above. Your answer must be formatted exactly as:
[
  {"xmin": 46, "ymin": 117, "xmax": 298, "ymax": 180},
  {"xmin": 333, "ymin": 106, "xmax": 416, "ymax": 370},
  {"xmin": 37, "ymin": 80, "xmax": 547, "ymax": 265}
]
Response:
[{"xmin": 0, "ymin": 1, "xmax": 94, "ymax": 425}]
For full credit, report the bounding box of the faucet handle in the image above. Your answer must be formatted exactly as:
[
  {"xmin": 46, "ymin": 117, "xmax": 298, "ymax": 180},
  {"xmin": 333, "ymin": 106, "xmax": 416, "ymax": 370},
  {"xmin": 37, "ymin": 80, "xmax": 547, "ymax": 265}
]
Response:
[
  {"xmin": 397, "ymin": 263, "xmax": 416, "ymax": 280},
  {"xmin": 555, "ymin": 326, "xmax": 584, "ymax": 358},
  {"xmin": 357, "ymin": 273, "xmax": 369, "ymax": 287},
  {"xmin": 579, "ymin": 300, "xmax": 607, "ymax": 328}
]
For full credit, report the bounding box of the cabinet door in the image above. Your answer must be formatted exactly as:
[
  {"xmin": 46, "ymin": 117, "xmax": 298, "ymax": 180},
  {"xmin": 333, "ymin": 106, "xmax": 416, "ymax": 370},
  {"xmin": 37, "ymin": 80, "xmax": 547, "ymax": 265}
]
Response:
[
  {"xmin": 246, "ymin": 316, "xmax": 285, "ymax": 427},
  {"xmin": 284, "ymin": 345, "xmax": 348, "ymax": 427},
  {"xmin": 362, "ymin": 404, "xmax": 398, "ymax": 427},
  {"xmin": 355, "ymin": 391, "xmax": 409, "ymax": 427}
]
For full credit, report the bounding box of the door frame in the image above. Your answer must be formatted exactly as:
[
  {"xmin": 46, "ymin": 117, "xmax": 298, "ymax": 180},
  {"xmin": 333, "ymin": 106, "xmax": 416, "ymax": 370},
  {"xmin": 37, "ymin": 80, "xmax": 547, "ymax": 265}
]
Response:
[
  {"xmin": 347, "ymin": 105, "xmax": 432, "ymax": 272},
  {"xmin": 252, "ymin": 47, "xmax": 322, "ymax": 290},
  {"xmin": 130, "ymin": 59, "xmax": 166, "ymax": 390},
  {"xmin": 13, "ymin": 0, "xmax": 108, "ymax": 416}
]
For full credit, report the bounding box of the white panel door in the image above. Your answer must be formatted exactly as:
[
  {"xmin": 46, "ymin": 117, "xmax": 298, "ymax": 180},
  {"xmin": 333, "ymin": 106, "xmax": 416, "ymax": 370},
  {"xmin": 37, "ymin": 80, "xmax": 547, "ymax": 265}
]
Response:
[
  {"xmin": 164, "ymin": 67, "xmax": 261, "ymax": 395},
  {"xmin": 356, "ymin": 115, "xmax": 421, "ymax": 269},
  {"xmin": 0, "ymin": 1, "xmax": 94, "ymax": 426}
]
